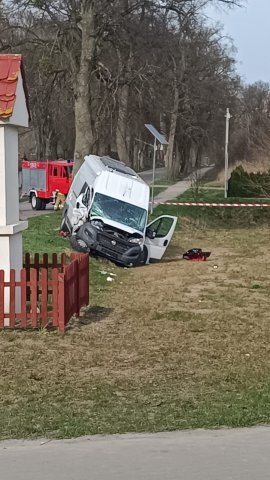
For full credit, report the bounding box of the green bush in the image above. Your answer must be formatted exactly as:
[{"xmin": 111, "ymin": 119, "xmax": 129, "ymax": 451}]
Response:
[{"xmin": 228, "ymin": 166, "xmax": 270, "ymax": 198}]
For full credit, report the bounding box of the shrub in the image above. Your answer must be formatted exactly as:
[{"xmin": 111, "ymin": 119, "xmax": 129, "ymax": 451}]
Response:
[{"xmin": 228, "ymin": 166, "xmax": 270, "ymax": 197}]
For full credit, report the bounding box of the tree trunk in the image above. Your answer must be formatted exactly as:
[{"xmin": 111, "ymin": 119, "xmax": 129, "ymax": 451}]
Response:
[
  {"xmin": 165, "ymin": 86, "xmax": 180, "ymax": 179},
  {"xmin": 116, "ymin": 83, "xmax": 130, "ymax": 163},
  {"xmin": 73, "ymin": 1, "xmax": 96, "ymax": 176},
  {"xmin": 165, "ymin": 51, "xmax": 185, "ymax": 180},
  {"xmin": 115, "ymin": 41, "xmax": 134, "ymax": 165}
]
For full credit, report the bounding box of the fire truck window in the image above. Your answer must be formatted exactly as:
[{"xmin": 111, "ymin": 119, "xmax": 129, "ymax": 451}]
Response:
[
  {"xmin": 63, "ymin": 167, "xmax": 68, "ymax": 177},
  {"xmin": 53, "ymin": 167, "xmax": 58, "ymax": 176}
]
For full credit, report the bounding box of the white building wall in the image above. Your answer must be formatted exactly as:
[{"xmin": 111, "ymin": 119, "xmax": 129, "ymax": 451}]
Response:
[{"xmin": 0, "ymin": 125, "xmax": 19, "ymax": 225}]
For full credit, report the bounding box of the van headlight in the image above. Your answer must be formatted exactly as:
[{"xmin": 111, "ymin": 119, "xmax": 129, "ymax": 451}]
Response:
[{"xmin": 129, "ymin": 237, "xmax": 143, "ymax": 245}]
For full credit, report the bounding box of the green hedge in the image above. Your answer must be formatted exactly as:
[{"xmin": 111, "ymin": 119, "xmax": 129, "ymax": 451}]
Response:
[{"xmin": 228, "ymin": 166, "xmax": 270, "ymax": 197}]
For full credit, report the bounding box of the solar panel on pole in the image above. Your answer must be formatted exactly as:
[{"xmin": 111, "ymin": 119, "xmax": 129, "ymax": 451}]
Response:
[{"xmin": 145, "ymin": 124, "xmax": 168, "ymax": 145}]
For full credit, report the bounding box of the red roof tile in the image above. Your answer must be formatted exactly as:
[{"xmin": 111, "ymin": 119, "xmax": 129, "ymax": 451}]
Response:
[{"xmin": 0, "ymin": 54, "xmax": 30, "ymax": 120}]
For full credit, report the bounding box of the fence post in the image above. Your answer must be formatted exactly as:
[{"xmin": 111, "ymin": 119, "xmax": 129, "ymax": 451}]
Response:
[
  {"xmin": 20, "ymin": 269, "xmax": 27, "ymax": 328},
  {"xmin": 52, "ymin": 253, "xmax": 58, "ymax": 269},
  {"xmin": 85, "ymin": 256, "xmax": 90, "ymax": 307},
  {"xmin": 41, "ymin": 268, "xmax": 48, "ymax": 328},
  {"xmin": 80, "ymin": 255, "xmax": 89, "ymax": 308},
  {"xmin": 30, "ymin": 268, "xmax": 38, "ymax": 328},
  {"xmin": 52, "ymin": 268, "xmax": 59, "ymax": 328},
  {"xmin": 24, "ymin": 253, "xmax": 30, "ymax": 269},
  {"xmin": 58, "ymin": 273, "xmax": 65, "ymax": 332},
  {"xmin": 34, "ymin": 253, "xmax": 39, "ymax": 269},
  {"xmin": 75, "ymin": 259, "xmax": 80, "ymax": 316},
  {"xmin": 0, "ymin": 270, "xmax": 4, "ymax": 328},
  {"xmin": 9, "ymin": 269, "xmax": 16, "ymax": 328},
  {"xmin": 61, "ymin": 253, "xmax": 66, "ymax": 267},
  {"xmin": 43, "ymin": 253, "xmax": 48, "ymax": 269}
]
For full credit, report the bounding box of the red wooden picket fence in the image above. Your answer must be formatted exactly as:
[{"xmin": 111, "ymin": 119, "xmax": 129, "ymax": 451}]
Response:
[{"xmin": 0, "ymin": 253, "xmax": 89, "ymax": 332}]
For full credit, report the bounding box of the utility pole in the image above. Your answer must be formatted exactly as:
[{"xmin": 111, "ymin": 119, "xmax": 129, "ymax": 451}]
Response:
[
  {"xmin": 151, "ymin": 138, "xmax": 157, "ymax": 214},
  {"xmin": 224, "ymin": 108, "xmax": 231, "ymax": 199},
  {"xmin": 145, "ymin": 124, "xmax": 168, "ymax": 214}
]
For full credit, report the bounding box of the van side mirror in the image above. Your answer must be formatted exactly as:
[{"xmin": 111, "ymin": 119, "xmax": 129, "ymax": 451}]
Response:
[{"xmin": 146, "ymin": 228, "xmax": 156, "ymax": 239}]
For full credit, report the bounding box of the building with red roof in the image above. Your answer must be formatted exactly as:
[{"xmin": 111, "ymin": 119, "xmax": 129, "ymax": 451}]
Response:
[
  {"xmin": 0, "ymin": 54, "xmax": 29, "ymax": 315},
  {"xmin": 0, "ymin": 54, "xmax": 30, "ymax": 125}
]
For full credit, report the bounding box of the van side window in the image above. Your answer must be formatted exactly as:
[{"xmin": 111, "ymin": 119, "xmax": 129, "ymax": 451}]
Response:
[
  {"xmin": 80, "ymin": 183, "xmax": 88, "ymax": 194},
  {"xmin": 77, "ymin": 182, "xmax": 90, "ymax": 206}
]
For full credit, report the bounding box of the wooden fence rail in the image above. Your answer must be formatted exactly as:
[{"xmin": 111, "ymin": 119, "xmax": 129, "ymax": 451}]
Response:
[{"xmin": 0, "ymin": 253, "xmax": 89, "ymax": 332}]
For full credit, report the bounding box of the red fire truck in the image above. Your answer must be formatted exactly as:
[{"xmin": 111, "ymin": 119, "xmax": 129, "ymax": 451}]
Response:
[{"xmin": 22, "ymin": 160, "xmax": 73, "ymax": 210}]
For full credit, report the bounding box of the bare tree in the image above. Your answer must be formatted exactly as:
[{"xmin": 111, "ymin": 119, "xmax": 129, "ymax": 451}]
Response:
[{"xmin": 2, "ymin": 0, "xmax": 244, "ymax": 177}]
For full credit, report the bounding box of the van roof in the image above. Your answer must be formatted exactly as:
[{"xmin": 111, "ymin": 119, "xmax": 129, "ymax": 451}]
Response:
[
  {"xmin": 84, "ymin": 154, "xmax": 143, "ymax": 182},
  {"xmin": 95, "ymin": 169, "xmax": 149, "ymax": 210},
  {"xmin": 100, "ymin": 156, "xmax": 138, "ymax": 178}
]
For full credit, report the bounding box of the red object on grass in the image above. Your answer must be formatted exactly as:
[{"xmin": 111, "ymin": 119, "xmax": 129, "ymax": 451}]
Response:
[{"xmin": 183, "ymin": 249, "xmax": 211, "ymax": 261}]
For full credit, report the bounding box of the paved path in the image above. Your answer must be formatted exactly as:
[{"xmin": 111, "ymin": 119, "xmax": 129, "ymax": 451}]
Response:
[
  {"xmin": 1, "ymin": 427, "xmax": 270, "ymax": 480},
  {"xmin": 139, "ymin": 166, "xmax": 166, "ymax": 184},
  {"xmin": 154, "ymin": 166, "xmax": 214, "ymax": 205}
]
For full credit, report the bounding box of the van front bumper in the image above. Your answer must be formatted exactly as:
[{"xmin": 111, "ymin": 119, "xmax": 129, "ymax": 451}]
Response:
[
  {"xmin": 96, "ymin": 243, "xmax": 141, "ymax": 266},
  {"xmin": 76, "ymin": 223, "xmax": 142, "ymax": 266}
]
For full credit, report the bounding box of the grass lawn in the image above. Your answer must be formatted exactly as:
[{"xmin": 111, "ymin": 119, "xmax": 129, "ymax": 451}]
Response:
[{"xmin": 1, "ymin": 198, "xmax": 270, "ymax": 439}]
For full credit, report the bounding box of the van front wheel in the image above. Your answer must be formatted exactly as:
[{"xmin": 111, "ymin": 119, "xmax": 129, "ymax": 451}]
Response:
[
  {"xmin": 135, "ymin": 246, "xmax": 148, "ymax": 266},
  {"xmin": 70, "ymin": 234, "xmax": 90, "ymax": 254}
]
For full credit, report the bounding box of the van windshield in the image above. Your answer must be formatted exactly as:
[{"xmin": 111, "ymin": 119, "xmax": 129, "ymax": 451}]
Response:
[{"xmin": 91, "ymin": 193, "xmax": 147, "ymax": 232}]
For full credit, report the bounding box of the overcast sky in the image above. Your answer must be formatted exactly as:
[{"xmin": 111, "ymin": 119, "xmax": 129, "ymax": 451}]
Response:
[{"xmin": 205, "ymin": 0, "xmax": 270, "ymax": 84}]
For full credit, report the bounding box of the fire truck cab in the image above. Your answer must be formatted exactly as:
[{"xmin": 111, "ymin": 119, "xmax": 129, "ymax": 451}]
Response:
[{"xmin": 22, "ymin": 160, "xmax": 73, "ymax": 210}]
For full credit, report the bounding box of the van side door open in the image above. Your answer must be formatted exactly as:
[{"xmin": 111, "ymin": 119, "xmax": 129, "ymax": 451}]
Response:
[{"xmin": 145, "ymin": 215, "xmax": 177, "ymax": 262}]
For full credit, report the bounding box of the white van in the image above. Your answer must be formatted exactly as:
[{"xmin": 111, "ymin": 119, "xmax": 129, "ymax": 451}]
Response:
[{"xmin": 61, "ymin": 155, "xmax": 177, "ymax": 266}]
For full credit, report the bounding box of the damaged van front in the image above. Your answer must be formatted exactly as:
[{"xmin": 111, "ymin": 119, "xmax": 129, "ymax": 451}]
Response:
[
  {"xmin": 61, "ymin": 155, "xmax": 177, "ymax": 266},
  {"xmin": 73, "ymin": 192, "xmax": 149, "ymax": 266}
]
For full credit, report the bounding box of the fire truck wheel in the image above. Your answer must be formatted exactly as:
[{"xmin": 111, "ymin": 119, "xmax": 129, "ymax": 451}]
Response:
[
  {"xmin": 31, "ymin": 194, "xmax": 43, "ymax": 210},
  {"xmin": 41, "ymin": 200, "xmax": 46, "ymax": 210}
]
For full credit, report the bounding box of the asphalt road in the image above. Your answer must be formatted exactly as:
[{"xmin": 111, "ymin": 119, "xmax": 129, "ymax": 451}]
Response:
[
  {"xmin": 1, "ymin": 427, "xmax": 270, "ymax": 480},
  {"xmin": 19, "ymin": 200, "xmax": 54, "ymax": 221}
]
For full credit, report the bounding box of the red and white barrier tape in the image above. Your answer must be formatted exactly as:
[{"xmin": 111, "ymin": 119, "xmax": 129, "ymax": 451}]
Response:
[{"xmin": 154, "ymin": 202, "xmax": 270, "ymax": 208}]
